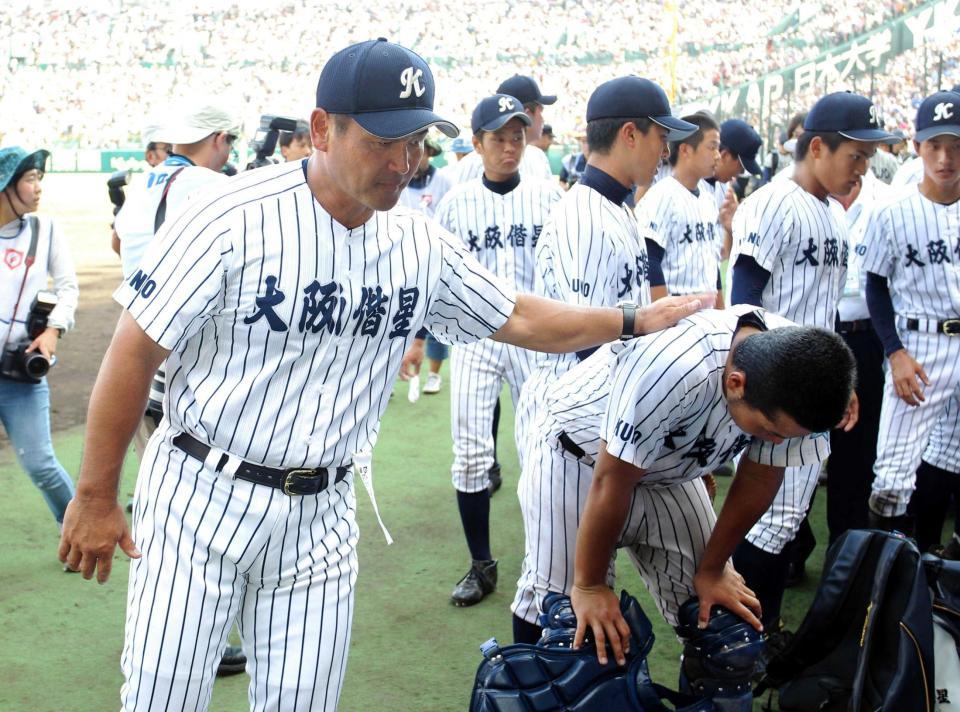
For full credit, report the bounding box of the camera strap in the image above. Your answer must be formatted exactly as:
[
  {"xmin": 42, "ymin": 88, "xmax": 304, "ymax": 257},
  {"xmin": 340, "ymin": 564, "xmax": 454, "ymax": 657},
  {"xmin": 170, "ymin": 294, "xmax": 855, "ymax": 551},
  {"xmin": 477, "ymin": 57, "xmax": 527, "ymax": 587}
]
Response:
[
  {"xmin": 2, "ymin": 216, "xmax": 41, "ymax": 351},
  {"xmin": 154, "ymin": 167, "xmax": 186, "ymax": 234}
]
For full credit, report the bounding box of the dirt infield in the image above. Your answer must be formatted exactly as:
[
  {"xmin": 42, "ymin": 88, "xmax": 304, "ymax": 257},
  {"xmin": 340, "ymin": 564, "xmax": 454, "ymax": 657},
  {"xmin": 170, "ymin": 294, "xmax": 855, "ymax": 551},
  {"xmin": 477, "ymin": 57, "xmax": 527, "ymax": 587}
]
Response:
[{"xmin": 2, "ymin": 173, "xmax": 125, "ymax": 441}]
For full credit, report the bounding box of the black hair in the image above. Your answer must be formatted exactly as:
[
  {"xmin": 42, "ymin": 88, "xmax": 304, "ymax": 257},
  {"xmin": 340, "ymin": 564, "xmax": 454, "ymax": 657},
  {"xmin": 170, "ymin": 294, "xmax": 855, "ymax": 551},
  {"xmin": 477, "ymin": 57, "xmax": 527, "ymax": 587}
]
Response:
[
  {"xmin": 279, "ymin": 120, "xmax": 311, "ymax": 148},
  {"xmin": 586, "ymin": 117, "xmax": 654, "ymax": 155},
  {"xmin": 787, "ymin": 112, "xmax": 807, "ymax": 139},
  {"xmin": 668, "ymin": 112, "xmax": 720, "ymax": 166},
  {"xmin": 731, "ymin": 326, "xmax": 855, "ymax": 433},
  {"xmin": 794, "ymin": 130, "xmax": 848, "ymax": 160}
]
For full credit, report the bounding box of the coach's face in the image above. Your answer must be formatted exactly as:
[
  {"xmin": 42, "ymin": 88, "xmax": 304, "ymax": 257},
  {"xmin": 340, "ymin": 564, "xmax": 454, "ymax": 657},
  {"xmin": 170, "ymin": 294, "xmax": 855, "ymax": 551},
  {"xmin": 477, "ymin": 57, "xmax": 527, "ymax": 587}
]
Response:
[
  {"xmin": 475, "ymin": 118, "xmax": 526, "ymax": 182},
  {"xmin": 314, "ymin": 110, "xmax": 425, "ymax": 213},
  {"xmin": 813, "ymin": 138, "xmax": 876, "ymax": 197}
]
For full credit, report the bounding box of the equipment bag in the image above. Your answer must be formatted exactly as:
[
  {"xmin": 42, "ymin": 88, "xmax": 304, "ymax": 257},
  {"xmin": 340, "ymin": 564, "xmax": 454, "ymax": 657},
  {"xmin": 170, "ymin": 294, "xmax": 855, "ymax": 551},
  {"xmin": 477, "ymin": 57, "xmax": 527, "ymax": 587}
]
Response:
[
  {"xmin": 757, "ymin": 529, "xmax": 935, "ymax": 711},
  {"xmin": 469, "ymin": 591, "xmax": 714, "ymax": 711},
  {"xmin": 923, "ymin": 554, "xmax": 960, "ymax": 710}
]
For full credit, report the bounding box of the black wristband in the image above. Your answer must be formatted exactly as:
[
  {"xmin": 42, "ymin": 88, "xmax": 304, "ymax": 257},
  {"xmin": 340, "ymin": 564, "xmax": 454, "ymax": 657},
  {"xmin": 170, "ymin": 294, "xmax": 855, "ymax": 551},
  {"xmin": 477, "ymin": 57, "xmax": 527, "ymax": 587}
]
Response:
[{"xmin": 620, "ymin": 303, "xmax": 637, "ymax": 340}]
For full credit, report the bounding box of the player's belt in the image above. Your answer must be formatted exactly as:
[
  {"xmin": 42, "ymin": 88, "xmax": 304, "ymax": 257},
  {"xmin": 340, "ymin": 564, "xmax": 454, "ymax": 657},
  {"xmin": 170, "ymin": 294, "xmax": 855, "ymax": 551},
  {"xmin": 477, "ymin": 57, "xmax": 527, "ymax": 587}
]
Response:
[
  {"xmin": 836, "ymin": 318, "xmax": 872, "ymax": 334},
  {"xmin": 172, "ymin": 433, "xmax": 350, "ymax": 496},
  {"xmin": 903, "ymin": 317, "xmax": 960, "ymax": 336}
]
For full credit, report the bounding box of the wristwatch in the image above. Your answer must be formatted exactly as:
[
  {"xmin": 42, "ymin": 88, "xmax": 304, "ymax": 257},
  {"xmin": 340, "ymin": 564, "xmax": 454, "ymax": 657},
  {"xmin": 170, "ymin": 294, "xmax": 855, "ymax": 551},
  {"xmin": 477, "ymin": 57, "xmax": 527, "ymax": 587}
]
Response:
[{"xmin": 618, "ymin": 302, "xmax": 638, "ymax": 341}]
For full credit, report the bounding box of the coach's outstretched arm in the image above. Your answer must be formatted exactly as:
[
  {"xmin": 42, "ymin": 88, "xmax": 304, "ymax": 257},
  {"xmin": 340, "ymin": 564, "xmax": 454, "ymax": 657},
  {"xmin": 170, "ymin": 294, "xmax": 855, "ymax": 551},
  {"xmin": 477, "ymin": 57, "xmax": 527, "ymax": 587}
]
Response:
[
  {"xmin": 58, "ymin": 311, "xmax": 170, "ymax": 583},
  {"xmin": 492, "ymin": 293, "xmax": 710, "ymax": 352}
]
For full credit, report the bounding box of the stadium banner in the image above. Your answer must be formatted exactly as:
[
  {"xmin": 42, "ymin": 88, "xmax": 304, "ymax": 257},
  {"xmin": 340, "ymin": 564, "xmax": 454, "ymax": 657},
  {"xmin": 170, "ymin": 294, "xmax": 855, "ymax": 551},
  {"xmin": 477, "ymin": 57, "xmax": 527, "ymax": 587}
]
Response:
[{"xmin": 702, "ymin": 0, "xmax": 959, "ymax": 119}]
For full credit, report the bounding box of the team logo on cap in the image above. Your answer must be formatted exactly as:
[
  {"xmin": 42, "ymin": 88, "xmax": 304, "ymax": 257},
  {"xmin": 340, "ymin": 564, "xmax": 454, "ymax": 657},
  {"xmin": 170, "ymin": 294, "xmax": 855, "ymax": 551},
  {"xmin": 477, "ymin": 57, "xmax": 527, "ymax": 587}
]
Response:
[
  {"xmin": 934, "ymin": 102, "xmax": 955, "ymax": 122},
  {"xmin": 868, "ymin": 105, "xmax": 880, "ymax": 127},
  {"xmin": 399, "ymin": 67, "xmax": 426, "ymax": 99},
  {"xmin": 498, "ymin": 97, "xmax": 514, "ymax": 113}
]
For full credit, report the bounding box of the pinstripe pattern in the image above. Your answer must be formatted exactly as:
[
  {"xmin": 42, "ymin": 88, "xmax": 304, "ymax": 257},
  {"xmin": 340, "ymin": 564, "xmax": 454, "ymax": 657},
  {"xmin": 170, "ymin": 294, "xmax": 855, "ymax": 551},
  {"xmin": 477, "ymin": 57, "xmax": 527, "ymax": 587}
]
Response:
[
  {"xmin": 436, "ymin": 176, "xmax": 562, "ymax": 491},
  {"xmin": 731, "ymin": 179, "xmax": 848, "ymax": 330},
  {"xmin": 862, "ymin": 185, "xmax": 960, "ymax": 516},
  {"xmin": 924, "ymin": 394, "xmax": 960, "ymax": 473},
  {"xmin": 512, "ymin": 307, "xmax": 829, "ymax": 625},
  {"xmin": 639, "ymin": 176, "xmax": 722, "ymax": 295},
  {"xmin": 113, "ymin": 159, "xmax": 519, "ymax": 710}
]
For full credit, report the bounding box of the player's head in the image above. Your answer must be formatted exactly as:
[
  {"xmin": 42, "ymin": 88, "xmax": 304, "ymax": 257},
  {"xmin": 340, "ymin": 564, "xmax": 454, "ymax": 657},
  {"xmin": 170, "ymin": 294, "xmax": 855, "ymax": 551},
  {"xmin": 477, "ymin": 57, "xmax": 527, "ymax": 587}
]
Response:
[
  {"xmin": 152, "ymin": 97, "xmax": 242, "ymax": 172},
  {"xmin": 668, "ymin": 112, "xmax": 720, "ymax": 180},
  {"xmin": 472, "ymin": 94, "xmax": 531, "ymax": 181},
  {"xmin": 496, "ymin": 75, "xmax": 556, "ymax": 143},
  {"xmin": 0, "ymin": 146, "xmax": 49, "ymax": 217},
  {"xmin": 312, "ymin": 38, "xmax": 458, "ymax": 213},
  {"xmin": 795, "ymin": 92, "xmax": 898, "ymax": 197},
  {"xmin": 449, "ymin": 136, "xmax": 473, "ymax": 161},
  {"xmin": 585, "ymin": 77, "xmax": 696, "ymax": 188},
  {"xmin": 725, "ymin": 325, "xmax": 855, "ymax": 442},
  {"xmin": 415, "ymin": 136, "xmax": 442, "ymax": 175},
  {"xmin": 715, "ymin": 119, "xmax": 762, "ymax": 182},
  {"xmin": 913, "ymin": 90, "xmax": 960, "ymax": 191},
  {"xmin": 279, "ymin": 120, "xmax": 312, "ymax": 162},
  {"xmin": 533, "ymin": 124, "xmax": 555, "ymax": 151}
]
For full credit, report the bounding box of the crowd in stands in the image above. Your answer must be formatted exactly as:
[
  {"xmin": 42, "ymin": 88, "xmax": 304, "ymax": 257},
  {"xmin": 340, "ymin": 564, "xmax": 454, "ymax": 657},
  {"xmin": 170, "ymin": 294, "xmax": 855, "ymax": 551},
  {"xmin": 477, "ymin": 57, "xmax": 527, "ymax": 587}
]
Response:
[{"xmin": 0, "ymin": 0, "xmax": 954, "ymax": 151}]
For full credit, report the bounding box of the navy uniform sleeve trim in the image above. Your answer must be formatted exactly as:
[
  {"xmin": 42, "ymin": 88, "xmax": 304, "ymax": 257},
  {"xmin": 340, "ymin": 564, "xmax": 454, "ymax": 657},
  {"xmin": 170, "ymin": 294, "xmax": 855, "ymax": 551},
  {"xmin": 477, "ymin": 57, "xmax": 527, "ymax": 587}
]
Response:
[
  {"xmin": 730, "ymin": 254, "xmax": 770, "ymax": 307},
  {"xmin": 645, "ymin": 238, "xmax": 666, "ymax": 288},
  {"xmin": 865, "ymin": 272, "xmax": 904, "ymax": 356}
]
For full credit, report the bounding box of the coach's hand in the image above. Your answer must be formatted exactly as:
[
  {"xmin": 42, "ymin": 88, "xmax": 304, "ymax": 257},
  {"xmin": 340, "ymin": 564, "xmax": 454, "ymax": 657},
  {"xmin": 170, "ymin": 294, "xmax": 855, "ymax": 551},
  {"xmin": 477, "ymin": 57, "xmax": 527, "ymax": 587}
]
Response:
[
  {"xmin": 633, "ymin": 293, "xmax": 713, "ymax": 336},
  {"xmin": 889, "ymin": 348, "xmax": 929, "ymax": 406},
  {"xmin": 59, "ymin": 496, "xmax": 140, "ymax": 583},
  {"xmin": 693, "ymin": 563, "xmax": 762, "ymax": 632},
  {"xmin": 398, "ymin": 338, "xmax": 425, "ymax": 381},
  {"xmin": 571, "ymin": 584, "xmax": 631, "ymax": 666}
]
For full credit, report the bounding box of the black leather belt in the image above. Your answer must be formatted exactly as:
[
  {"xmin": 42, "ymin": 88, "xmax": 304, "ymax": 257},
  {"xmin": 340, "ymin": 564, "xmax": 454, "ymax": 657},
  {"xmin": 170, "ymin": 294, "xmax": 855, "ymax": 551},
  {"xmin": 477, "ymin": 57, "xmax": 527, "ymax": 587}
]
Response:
[
  {"xmin": 173, "ymin": 433, "xmax": 350, "ymax": 496},
  {"xmin": 837, "ymin": 318, "xmax": 873, "ymax": 334},
  {"xmin": 904, "ymin": 318, "xmax": 960, "ymax": 336}
]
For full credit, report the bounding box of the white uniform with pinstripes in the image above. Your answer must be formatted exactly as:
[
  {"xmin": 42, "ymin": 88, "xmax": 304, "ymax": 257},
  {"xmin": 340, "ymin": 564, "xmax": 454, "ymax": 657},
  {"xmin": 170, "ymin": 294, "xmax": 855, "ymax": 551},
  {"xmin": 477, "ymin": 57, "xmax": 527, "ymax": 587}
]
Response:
[
  {"xmin": 435, "ymin": 176, "xmax": 563, "ymax": 492},
  {"xmin": 515, "ymin": 179, "xmax": 652, "ymax": 449},
  {"xmin": 511, "ymin": 307, "xmax": 829, "ymax": 626},
  {"xmin": 113, "ymin": 160, "xmax": 518, "ymax": 711},
  {"xmin": 639, "ymin": 175, "xmax": 722, "ymax": 295},
  {"xmin": 861, "ymin": 186, "xmax": 960, "ymax": 515},
  {"xmin": 731, "ymin": 179, "xmax": 846, "ymax": 553}
]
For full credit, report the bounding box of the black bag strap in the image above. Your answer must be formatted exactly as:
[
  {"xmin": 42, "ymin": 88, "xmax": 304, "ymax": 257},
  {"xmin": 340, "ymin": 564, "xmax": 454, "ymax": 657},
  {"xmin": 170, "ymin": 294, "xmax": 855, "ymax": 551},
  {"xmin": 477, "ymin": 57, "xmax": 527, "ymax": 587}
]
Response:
[{"xmin": 153, "ymin": 167, "xmax": 186, "ymax": 233}]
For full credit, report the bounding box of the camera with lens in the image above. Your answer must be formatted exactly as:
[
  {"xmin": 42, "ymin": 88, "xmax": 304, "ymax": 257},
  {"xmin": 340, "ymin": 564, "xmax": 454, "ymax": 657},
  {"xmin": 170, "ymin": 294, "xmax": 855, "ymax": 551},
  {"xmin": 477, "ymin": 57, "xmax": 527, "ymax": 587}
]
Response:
[
  {"xmin": 107, "ymin": 169, "xmax": 132, "ymax": 216},
  {"xmin": 1, "ymin": 292, "xmax": 59, "ymax": 383},
  {"xmin": 246, "ymin": 114, "xmax": 300, "ymax": 170}
]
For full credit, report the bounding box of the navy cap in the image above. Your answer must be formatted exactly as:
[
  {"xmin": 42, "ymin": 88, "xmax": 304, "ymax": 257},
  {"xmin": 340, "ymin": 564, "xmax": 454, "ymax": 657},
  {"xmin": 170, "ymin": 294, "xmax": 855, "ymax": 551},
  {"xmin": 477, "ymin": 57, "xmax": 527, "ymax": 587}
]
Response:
[
  {"xmin": 471, "ymin": 94, "xmax": 532, "ymax": 134},
  {"xmin": 586, "ymin": 77, "xmax": 697, "ymax": 141},
  {"xmin": 315, "ymin": 38, "xmax": 458, "ymax": 140},
  {"xmin": 720, "ymin": 119, "xmax": 763, "ymax": 176},
  {"xmin": 496, "ymin": 75, "xmax": 556, "ymax": 106},
  {"xmin": 915, "ymin": 91, "xmax": 960, "ymax": 142},
  {"xmin": 803, "ymin": 92, "xmax": 899, "ymax": 143}
]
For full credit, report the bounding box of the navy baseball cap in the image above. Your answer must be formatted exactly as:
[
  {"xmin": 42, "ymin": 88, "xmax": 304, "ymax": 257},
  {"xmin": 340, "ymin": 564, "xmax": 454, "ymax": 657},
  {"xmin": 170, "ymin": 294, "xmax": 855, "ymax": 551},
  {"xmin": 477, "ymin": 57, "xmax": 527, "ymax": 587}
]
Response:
[
  {"xmin": 586, "ymin": 77, "xmax": 697, "ymax": 141},
  {"xmin": 496, "ymin": 75, "xmax": 556, "ymax": 106},
  {"xmin": 471, "ymin": 94, "xmax": 532, "ymax": 134},
  {"xmin": 315, "ymin": 38, "xmax": 458, "ymax": 140},
  {"xmin": 915, "ymin": 91, "xmax": 960, "ymax": 142},
  {"xmin": 720, "ymin": 119, "xmax": 763, "ymax": 176},
  {"xmin": 803, "ymin": 92, "xmax": 899, "ymax": 143}
]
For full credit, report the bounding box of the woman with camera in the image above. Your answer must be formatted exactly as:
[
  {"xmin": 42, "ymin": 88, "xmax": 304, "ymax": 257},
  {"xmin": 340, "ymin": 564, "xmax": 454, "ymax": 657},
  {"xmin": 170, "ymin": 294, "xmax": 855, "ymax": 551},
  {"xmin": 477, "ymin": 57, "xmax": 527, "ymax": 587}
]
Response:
[{"xmin": 0, "ymin": 146, "xmax": 78, "ymax": 533}]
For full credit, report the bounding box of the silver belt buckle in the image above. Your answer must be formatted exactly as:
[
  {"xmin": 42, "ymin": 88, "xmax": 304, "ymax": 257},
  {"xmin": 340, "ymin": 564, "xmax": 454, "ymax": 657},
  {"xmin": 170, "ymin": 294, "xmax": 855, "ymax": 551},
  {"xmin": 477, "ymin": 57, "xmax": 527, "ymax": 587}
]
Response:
[{"xmin": 941, "ymin": 319, "xmax": 960, "ymax": 336}]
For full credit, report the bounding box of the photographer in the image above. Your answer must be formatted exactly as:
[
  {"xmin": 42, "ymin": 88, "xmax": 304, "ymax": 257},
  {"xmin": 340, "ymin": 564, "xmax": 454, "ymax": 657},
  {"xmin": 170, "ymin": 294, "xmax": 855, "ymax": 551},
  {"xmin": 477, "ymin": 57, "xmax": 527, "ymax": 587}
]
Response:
[
  {"xmin": 109, "ymin": 138, "xmax": 173, "ymax": 257},
  {"xmin": 0, "ymin": 146, "xmax": 78, "ymax": 531}
]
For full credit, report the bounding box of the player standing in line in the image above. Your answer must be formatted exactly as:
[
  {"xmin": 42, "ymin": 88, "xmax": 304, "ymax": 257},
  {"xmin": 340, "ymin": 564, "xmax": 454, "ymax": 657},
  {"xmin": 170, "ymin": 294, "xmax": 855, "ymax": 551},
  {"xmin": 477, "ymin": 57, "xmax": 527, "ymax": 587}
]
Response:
[
  {"xmin": 728, "ymin": 92, "xmax": 896, "ymax": 630},
  {"xmin": 59, "ymin": 39, "xmax": 705, "ymax": 712},
  {"xmin": 454, "ymin": 75, "xmax": 556, "ymax": 183},
  {"xmin": 862, "ymin": 90, "xmax": 960, "ymax": 547},
  {"xmin": 825, "ymin": 169, "xmax": 894, "ymax": 542},
  {"xmin": 511, "ymin": 307, "xmax": 855, "ymax": 709},
  {"xmin": 430, "ymin": 94, "xmax": 562, "ymax": 606},
  {"xmin": 639, "ymin": 112, "xmax": 725, "ymax": 304}
]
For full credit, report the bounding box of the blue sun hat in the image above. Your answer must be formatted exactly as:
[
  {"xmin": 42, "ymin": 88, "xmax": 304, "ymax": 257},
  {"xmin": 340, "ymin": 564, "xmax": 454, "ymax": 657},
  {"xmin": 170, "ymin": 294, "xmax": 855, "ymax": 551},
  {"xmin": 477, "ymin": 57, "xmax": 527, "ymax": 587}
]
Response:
[{"xmin": 0, "ymin": 147, "xmax": 51, "ymax": 192}]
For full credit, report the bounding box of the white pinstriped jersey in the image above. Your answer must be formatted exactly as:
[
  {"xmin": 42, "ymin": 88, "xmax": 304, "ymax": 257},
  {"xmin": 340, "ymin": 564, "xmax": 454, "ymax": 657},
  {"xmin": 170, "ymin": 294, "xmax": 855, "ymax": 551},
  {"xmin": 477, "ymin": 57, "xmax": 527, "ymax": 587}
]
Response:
[
  {"xmin": 731, "ymin": 179, "xmax": 848, "ymax": 329},
  {"xmin": 861, "ymin": 186, "xmax": 960, "ymax": 320},
  {"xmin": 453, "ymin": 147, "xmax": 553, "ymax": 183},
  {"xmin": 114, "ymin": 160, "xmax": 517, "ymax": 469},
  {"xmin": 434, "ymin": 177, "xmax": 563, "ymax": 292},
  {"xmin": 699, "ymin": 178, "xmax": 729, "ymax": 213},
  {"xmin": 533, "ymin": 180, "xmax": 651, "ymax": 374},
  {"xmin": 639, "ymin": 176, "xmax": 722, "ymax": 295},
  {"xmin": 891, "ymin": 156, "xmax": 924, "ymax": 189},
  {"xmin": 397, "ymin": 165, "xmax": 453, "ymax": 218},
  {"xmin": 533, "ymin": 307, "xmax": 828, "ymax": 483}
]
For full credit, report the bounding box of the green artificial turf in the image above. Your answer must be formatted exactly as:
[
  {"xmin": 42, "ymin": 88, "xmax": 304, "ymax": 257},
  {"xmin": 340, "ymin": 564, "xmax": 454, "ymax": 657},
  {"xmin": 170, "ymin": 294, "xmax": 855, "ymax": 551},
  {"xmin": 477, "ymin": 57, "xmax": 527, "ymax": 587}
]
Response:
[{"xmin": 0, "ymin": 372, "xmax": 829, "ymax": 711}]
